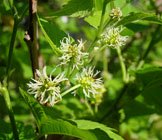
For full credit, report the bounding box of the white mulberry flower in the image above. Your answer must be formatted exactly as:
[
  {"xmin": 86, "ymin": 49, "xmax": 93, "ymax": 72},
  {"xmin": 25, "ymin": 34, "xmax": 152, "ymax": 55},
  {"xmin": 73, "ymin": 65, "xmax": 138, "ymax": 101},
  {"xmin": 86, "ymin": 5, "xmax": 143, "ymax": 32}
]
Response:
[
  {"xmin": 76, "ymin": 67, "xmax": 103, "ymax": 98},
  {"xmin": 109, "ymin": 8, "xmax": 122, "ymax": 20},
  {"xmin": 100, "ymin": 27, "xmax": 128, "ymax": 49},
  {"xmin": 27, "ymin": 66, "xmax": 67, "ymax": 106},
  {"xmin": 59, "ymin": 36, "xmax": 88, "ymax": 70}
]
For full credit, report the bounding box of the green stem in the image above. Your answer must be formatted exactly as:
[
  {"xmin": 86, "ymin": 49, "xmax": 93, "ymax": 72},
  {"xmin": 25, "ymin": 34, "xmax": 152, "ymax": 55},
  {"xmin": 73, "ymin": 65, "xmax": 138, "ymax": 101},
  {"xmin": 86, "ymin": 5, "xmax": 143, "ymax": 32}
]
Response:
[
  {"xmin": 103, "ymin": 51, "xmax": 108, "ymax": 72},
  {"xmin": 6, "ymin": 0, "xmax": 20, "ymax": 79},
  {"xmin": 103, "ymin": 49, "xmax": 109, "ymax": 80},
  {"xmin": 6, "ymin": 21, "xmax": 19, "ymax": 79},
  {"xmin": 0, "ymin": 87, "xmax": 19, "ymax": 140},
  {"xmin": 116, "ymin": 47, "xmax": 128, "ymax": 83},
  {"xmin": 62, "ymin": 85, "xmax": 94, "ymax": 115},
  {"xmin": 85, "ymin": 100, "xmax": 94, "ymax": 115},
  {"xmin": 88, "ymin": 0, "xmax": 110, "ymax": 52},
  {"xmin": 95, "ymin": 104, "xmax": 98, "ymax": 113},
  {"xmin": 61, "ymin": 84, "xmax": 81, "ymax": 97},
  {"xmin": 66, "ymin": 63, "xmax": 72, "ymax": 78},
  {"xmin": 6, "ymin": 3, "xmax": 28, "ymax": 79}
]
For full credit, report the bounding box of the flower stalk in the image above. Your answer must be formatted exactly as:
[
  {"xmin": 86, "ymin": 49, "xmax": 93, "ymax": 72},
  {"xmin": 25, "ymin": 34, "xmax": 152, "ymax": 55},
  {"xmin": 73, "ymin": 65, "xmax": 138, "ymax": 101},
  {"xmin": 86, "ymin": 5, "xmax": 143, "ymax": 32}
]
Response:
[
  {"xmin": 85, "ymin": 100, "xmax": 94, "ymax": 115},
  {"xmin": 61, "ymin": 84, "xmax": 81, "ymax": 97},
  {"xmin": 116, "ymin": 46, "xmax": 128, "ymax": 83},
  {"xmin": 88, "ymin": 0, "xmax": 110, "ymax": 52}
]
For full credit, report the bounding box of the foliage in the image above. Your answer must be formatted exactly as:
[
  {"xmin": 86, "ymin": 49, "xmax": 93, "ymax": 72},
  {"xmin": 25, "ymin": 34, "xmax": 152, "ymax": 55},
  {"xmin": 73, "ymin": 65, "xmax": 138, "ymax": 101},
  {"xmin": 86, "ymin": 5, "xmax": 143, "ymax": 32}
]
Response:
[{"xmin": 1, "ymin": 0, "xmax": 162, "ymax": 140}]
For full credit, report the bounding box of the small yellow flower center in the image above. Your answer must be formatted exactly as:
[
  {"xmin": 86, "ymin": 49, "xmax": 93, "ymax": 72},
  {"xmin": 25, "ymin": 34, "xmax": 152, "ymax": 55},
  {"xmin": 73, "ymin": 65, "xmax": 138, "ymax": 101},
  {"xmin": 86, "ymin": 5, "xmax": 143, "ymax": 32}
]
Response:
[
  {"xmin": 113, "ymin": 10, "xmax": 120, "ymax": 17},
  {"xmin": 110, "ymin": 8, "xmax": 122, "ymax": 19},
  {"xmin": 79, "ymin": 76, "xmax": 94, "ymax": 88},
  {"xmin": 68, "ymin": 45, "xmax": 78, "ymax": 57},
  {"xmin": 44, "ymin": 80, "xmax": 55, "ymax": 89},
  {"xmin": 106, "ymin": 31, "xmax": 119, "ymax": 45}
]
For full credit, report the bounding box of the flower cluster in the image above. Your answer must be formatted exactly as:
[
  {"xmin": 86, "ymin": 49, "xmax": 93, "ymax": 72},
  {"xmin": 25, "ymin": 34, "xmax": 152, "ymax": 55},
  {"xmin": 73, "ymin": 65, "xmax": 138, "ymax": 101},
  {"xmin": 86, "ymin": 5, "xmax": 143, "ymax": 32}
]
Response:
[
  {"xmin": 76, "ymin": 67, "xmax": 103, "ymax": 98},
  {"xmin": 26, "ymin": 6, "xmax": 129, "ymax": 108},
  {"xmin": 27, "ymin": 35, "xmax": 105, "ymax": 106},
  {"xmin": 100, "ymin": 27, "xmax": 128, "ymax": 49},
  {"xmin": 27, "ymin": 67, "xmax": 67, "ymax": 106},
  {"xmin": 109, "ymin": 8, "xmax": 122, "ymax": 20},
  {"xmin": 59, "ymin": 36, "xmax": 88, "ymax": 70}
]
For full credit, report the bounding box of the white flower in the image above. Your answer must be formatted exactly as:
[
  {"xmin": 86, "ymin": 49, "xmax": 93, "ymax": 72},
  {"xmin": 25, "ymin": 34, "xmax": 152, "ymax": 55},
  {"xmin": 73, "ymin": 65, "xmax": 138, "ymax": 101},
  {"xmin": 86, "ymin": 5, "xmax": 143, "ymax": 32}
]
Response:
[
  {"xmin": 109, "ymin": 8, "xmax": 122, "ymax": 20},
  {"xmin": 100, "ymin": 27, "xmax": 128, "ymax": 49},
  {"xmin": 76, "ymin": 67, "xmax": 103, "ymax": 98},
  {"xmin": 27, "ymin": 66, "xmax": 67, "ymax": 106},
  {"xmin": 59, "ymin": 36, "xmax": 88, "ymax": 70}
]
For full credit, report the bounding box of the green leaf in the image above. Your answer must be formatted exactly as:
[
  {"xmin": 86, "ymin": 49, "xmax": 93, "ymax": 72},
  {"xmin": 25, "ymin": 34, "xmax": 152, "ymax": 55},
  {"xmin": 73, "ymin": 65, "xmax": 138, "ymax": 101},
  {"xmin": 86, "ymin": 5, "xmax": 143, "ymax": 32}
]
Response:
[
  {"xmin": 143, "ymin": 16, "xmax": 162, "ymax": 25},
  {"xmin": 72, "ymin": 120, "xmax": 124, "ymax": 140},
  {"xmin": 136, "ymin": 66, "xmax": 162, "ymax": 86},
  {"xmin": 141, "ymin": 81, "xmax": 162, "ymax": 113},
  {"xmin": 19, "ymin": 88, "xmax": 46, "ymax": 124},
  {"xmin": 84, "ymin": 11, "xmax": 102, "ymax": 29},
  {"xmin": 94, "ymin": 0, "xmax": 104, "ymax": 10},
  {"xmin": 136, "ymin": 67, "xmax": 162, "ymax": 113},
  {"xmin": 19, "ymin": 88, "xmax": 111, "ymax": 140},
  {"xmin": 123, "ymin": 100, "xmax": 155, "ymax": 120},
  {"xmin": 50, "ymin": 0, "xmax": 93, "ymax": 17},
  {"xmin": 40, "ymin": 118, "xmax": 109, "ymax": 140},
  {"xmin": 125, "ymin": 23, "xmax": 149, "ymax": 32},
  {"xmin": 117, "ymin": 13, "xmax": 162, "ymax": 26},
  {"xmin": 115, "ymin": 2, "xmax": 140, "ymax": 16},
  {"xmin": 37, "ymin": 17, "xmax": 66, "ymax": 55}
]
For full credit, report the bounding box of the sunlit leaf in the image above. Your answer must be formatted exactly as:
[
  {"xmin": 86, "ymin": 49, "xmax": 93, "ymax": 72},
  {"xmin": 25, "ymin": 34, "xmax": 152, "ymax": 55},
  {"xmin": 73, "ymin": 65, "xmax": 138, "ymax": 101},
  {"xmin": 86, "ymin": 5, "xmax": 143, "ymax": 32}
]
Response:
[
  {"xmin": 49, "ymin": 0, "xmax": 93, "ymax": 17},
  {"xmin": 19, "ymin": 89, "xmax": 112, "ymax": 140},
  {"xmin": 94, "ymin": 0, "xmax": 104, "ymax": 10},
  {"xmin": 117, "ymin": 13, "xmax": 162, "ymax": 26},
  {"xmin": 84, "ymin": 11, "xmax": 102, "ymax": 29},
  {"xmin": 37, "ymin": 17, "xmax": 66, "ymax": 55},
  {"xmin": 72, "ymin": 120, "xmax": 124, "ymax": 140}
]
